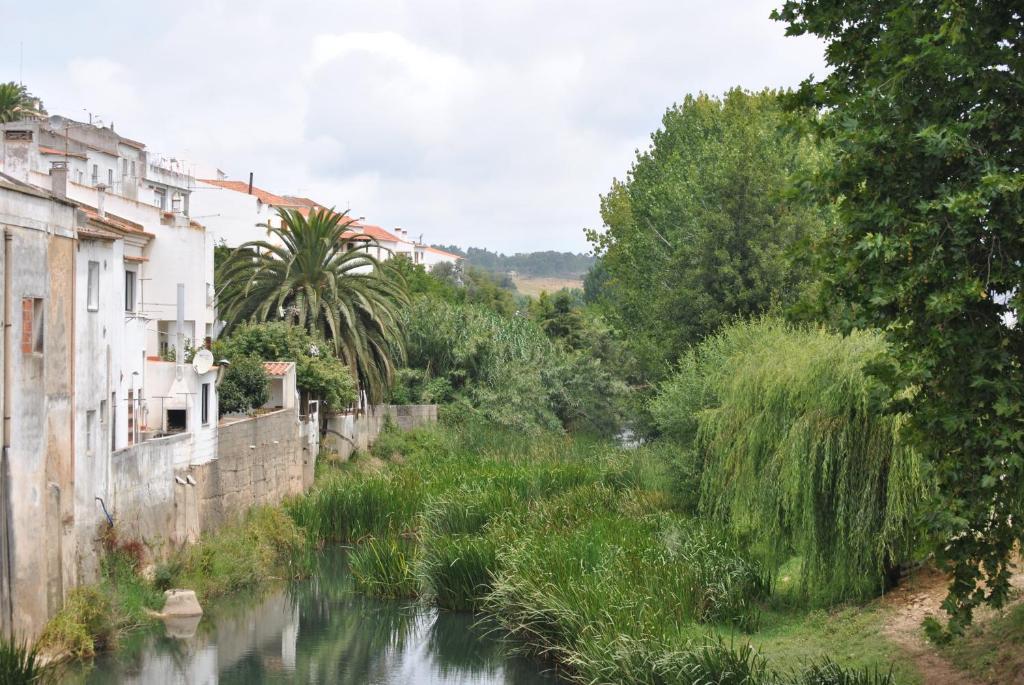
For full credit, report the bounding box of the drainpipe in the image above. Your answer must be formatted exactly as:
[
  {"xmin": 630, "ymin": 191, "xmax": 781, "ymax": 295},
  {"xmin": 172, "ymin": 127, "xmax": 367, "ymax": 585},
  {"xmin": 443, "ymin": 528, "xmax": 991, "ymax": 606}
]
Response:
[{"xmin": 1, "ymin": 229, "xmax": 13, "ymax": 635}]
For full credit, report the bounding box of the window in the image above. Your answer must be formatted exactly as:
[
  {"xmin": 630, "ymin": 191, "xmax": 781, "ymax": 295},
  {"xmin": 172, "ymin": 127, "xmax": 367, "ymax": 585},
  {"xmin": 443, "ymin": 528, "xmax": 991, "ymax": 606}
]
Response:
[
  {"xmin": 201, "ymin": 383, "xmax": 210, "ymax": 426},
  {"xmin": 125, "ymin": 270, "xmax": 136, "ymax": 312},
  {"xmin": 91, "ymin": 164, "xmax": 98, "ymax": 185},
  {"xmin": 130, "ymin": 160, "xmax": 136, "ymax": 178},
  {"xmin": 87, "ymin": 261, "xmax": 100, "ymax": 311},
  {"xmin": 86, "ymin": 410, "xmax": 97, "ymax": 456},
  {"xmin": 21, "ymin": 298, "xmax": 43, "ymax": 354},
  {"xmin": 3, "ymin": 130, "xmax": 32, "ymax": 141},
  {"xmin": 76, "ymin": 170, "xmax": 83, "ymax": 184},
  {"xmin": 122, "ymin": 159, "xmax": 128, "ymax": 177},
  {"xmin": 154, "ymin": 189, "xmax": 166, "ymax": 210},
  {"xmin": 107, "ymin": 168, "xmax": 113, "ymax": 187}
]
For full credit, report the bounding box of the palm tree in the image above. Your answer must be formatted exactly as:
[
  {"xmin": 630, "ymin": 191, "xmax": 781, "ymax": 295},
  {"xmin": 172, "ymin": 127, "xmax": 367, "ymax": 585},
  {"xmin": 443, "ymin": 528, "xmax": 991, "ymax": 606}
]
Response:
[
  {"xmin": 217, "ymin": 207, "xmax": 408, "ymax": 405},
  {"xmin": 0, "ymin": 82, "xmax": 44, "ymax": 123}
]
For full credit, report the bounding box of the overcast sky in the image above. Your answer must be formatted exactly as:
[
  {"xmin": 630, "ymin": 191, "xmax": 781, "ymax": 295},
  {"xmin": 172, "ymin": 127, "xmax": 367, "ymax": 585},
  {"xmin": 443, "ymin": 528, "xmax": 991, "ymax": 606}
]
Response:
[{"xmin": 3, "ymin": 1, "xmax": 825, "ymax": 253}]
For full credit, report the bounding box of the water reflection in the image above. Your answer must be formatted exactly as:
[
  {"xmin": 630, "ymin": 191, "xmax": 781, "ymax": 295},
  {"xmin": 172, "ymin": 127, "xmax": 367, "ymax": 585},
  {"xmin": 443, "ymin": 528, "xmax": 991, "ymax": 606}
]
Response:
[{"xmin": 69, "ymin": 549, "xmax": 559, "ymax": 684}]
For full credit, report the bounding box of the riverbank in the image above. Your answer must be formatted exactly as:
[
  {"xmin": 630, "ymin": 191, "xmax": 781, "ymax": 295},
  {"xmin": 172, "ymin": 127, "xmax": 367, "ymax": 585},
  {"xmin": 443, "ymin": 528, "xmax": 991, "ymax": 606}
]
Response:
[
  {"xmin": 287, "ymin": 420, "xmax": 918, "ymax": 684},
  {"xmin": 24, "ymin": 418, "xmax": 1012, "ymax": 684}
]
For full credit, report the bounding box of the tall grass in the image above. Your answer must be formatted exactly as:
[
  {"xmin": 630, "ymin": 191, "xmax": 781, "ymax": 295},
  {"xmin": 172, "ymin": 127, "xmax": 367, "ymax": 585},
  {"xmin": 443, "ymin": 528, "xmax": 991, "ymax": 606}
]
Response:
[
  {"xmin": 0, "ymin": 636, "xmax": 49, "ymax": 684},
  {"xmin": 653, "ymin": 317, "xmax": 927, "ymax": 603},
  {"xmin": 349, "ymin": 537, "xmax": 418, "ymax": 598}
]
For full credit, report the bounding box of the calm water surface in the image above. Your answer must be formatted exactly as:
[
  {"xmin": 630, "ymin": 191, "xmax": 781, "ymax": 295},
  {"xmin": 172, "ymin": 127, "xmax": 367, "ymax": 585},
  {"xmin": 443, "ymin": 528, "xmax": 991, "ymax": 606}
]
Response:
[{"xmin": 68, "ymin": 549, "xmax": 561, "ymax": 684}]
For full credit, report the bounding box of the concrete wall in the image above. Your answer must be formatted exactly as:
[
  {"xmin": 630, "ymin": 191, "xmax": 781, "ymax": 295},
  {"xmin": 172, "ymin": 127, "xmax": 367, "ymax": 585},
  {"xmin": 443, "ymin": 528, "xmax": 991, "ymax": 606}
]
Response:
[
  {"xmin": 0, "ymin": 182, "xmax": 79, "ymax": 639},
  {"xmin": 181, "ymin": 408, "xmax": 310, "ymax": 538},
  {"xmin": 323, "ymin": 404, "xmax": 438, "ymax": 461}
]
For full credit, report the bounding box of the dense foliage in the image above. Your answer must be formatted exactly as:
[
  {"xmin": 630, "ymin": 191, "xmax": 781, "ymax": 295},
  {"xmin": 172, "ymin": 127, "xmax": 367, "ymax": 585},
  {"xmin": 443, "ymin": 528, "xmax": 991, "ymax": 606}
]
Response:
[
  {"xmin": 217, "ymin": 208, "xmax": 407, "ymax": 404},
  {"xmin": 773, "ymin": 0, "xmax": 1024, "ymax": 626},
  {"xmin": 652, "ymin": 318, "xmax": 927, "ymax": 604},
  {"xmin": 586, "ymin": 89, "xmax": 831, "ymax": 382},
  {"xmin": 394, "ymin": 297, "xmax": 626, "ymax": 435},
  {"xmin": 217, "ymin": 356, "xmax": 270, "ymax": 416},
  {"xmin": 214, "ymin": 322, "xmax": 357, "ymax": 412}
]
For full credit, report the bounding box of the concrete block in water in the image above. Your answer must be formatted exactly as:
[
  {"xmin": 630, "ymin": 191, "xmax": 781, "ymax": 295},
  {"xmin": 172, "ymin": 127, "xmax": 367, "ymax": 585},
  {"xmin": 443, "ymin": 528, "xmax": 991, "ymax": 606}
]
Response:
[{"xmin": 161, "ymin": 589, "xmax": 203, "ymax": 617}]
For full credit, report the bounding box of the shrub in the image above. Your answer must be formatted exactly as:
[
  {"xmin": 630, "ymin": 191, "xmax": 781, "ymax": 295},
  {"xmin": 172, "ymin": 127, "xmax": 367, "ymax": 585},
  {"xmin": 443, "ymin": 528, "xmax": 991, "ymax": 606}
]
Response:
[
  {"xmin": 793, "ymin": 659, "xmax": 895, "ymax": 685},
  {"xmin": 217, "ymin": 355, "xmax": 269, "ymax": 416}
]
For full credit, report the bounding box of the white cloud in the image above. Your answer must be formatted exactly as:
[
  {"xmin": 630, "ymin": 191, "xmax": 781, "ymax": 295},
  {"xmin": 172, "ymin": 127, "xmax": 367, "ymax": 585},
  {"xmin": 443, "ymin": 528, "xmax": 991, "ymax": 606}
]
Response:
[{"xmin": 5, "ymin": 0, "xmax": 826, "ymax": 253}]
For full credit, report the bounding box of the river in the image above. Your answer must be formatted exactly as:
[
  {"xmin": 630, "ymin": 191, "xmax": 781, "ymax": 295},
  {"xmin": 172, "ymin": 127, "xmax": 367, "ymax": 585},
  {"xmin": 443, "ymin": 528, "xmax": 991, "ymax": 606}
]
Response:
[{"xmin": 66, "ymin": 548, "xmax": 561, "ymax": 684}]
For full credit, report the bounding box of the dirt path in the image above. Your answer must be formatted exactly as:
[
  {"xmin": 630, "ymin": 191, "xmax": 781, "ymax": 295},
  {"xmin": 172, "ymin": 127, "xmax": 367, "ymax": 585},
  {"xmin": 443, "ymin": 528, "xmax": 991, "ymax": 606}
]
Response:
[{"xmin": 881, "ymin": 566, "xmax": 1024, "ymax": 685}]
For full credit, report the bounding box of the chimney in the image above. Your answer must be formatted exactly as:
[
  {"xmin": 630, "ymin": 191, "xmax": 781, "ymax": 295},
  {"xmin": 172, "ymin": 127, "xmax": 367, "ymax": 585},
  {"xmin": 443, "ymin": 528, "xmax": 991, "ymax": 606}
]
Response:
[
  {"xmin": 96, "ymin": 184, "xmax": 107, "ymax": 217},
  {"xmin": 49, "ymin": 161, "xmax": 68, "ymax": 199},
  {"xmin": 247, "ymin": 172, "xmax": 254, "ymax": 195}
]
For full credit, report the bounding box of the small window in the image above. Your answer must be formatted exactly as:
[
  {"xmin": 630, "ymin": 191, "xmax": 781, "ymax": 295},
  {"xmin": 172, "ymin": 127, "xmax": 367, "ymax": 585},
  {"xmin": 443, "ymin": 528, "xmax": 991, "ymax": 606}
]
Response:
[
  {"xmin": 3, "ymin": 130, "xmax": 32, "ymax": 141},
  {"xmin": 107, "ymin": 168, "xmax": 113, "ymax": 187},
  {"xmin": 76, "ymin": 170, "xmax": 83, "ymax": 184},
  {"xmin": 87, "ymin": 261, "xmax": 100, "ymax": 311},
  {"xmin": 21, "ymin": 298, "xmax": 44, "ymax": 354},
  {"xmin": 91, "ymin": 164, "xmax": 98, "ymax": 185},
  {"xmin": 130, "ymin": 160, "xmax": 136, "ymax": 178},
  {"xmin": 201, "ymin": 383, "xmax": 210, "ymax": 426},
  {"xmin": 86, "ymin": 410, "xmax": 97, "ymax": 456},
  {"xmin": 125, "ymin": 270, "xmax": 136, "ymax": 312},
  {"xmin": 122, "ymin": 159, "xmax": 128, "ymax": 177},
  {"xmin": 154, "ymin": 189, "xmax": 166, "ymax": 210}
]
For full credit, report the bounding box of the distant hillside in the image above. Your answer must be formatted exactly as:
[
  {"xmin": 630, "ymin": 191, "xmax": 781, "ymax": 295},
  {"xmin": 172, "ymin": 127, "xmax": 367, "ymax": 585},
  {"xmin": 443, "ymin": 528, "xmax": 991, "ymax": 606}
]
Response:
[{"xmin": 431, "ymin": 245, "xmax": 595, "ymax": 279}]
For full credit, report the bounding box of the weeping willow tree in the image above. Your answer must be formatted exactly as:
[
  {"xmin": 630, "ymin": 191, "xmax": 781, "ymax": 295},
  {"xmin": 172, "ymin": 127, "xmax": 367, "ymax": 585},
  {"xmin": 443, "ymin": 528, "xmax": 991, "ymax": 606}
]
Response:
[
  {"xmin": 653, "ymin": 317, "xmax": 928, "ymax": 603},
  {"xmin": 217, "ymin": 208, "xmax": 408, "ymax": 404}
]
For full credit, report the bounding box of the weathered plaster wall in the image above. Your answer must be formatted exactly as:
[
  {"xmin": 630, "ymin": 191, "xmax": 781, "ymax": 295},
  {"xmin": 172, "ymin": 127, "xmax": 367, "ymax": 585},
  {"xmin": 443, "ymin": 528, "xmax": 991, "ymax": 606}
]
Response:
[
  {"xmin": 323, "ymin": 404, "xmax": 438, "ymax": 461},
  {"xmin": 180, "ymin": 408, "xmax": 309, "ymax": 538}
]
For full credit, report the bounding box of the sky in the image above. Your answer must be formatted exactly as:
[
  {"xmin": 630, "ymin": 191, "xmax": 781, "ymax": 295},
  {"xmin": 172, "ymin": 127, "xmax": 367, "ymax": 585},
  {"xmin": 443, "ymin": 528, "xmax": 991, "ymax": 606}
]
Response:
[{"xmin": 2, "ymin": 1, "xmax": 826, "ymax": 253}]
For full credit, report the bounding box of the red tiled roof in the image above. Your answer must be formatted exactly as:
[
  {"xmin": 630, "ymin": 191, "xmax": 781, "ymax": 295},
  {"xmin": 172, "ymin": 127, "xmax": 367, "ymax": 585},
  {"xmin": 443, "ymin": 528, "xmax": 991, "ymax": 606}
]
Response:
[
  {"xmin": 199, "ymin": 179, "xmax": 306, "ymax": 209},
  {"xmin": 39, "ymin": 146, "xmax": 87, "ymax": 160},
  {"xmin": 424, "ymin": 246, "xmax": 462, "ymax": 259},
  {"xmin": 262, "ymin": 361, "xmax": 293, "ymax": 377},
  {"xmin": 341, "ymin": 221, "xmax": 402, "ymax": 243},
  {"xmin": 78, "ymin": 206, "xmax": 154, "ymax": 238}
]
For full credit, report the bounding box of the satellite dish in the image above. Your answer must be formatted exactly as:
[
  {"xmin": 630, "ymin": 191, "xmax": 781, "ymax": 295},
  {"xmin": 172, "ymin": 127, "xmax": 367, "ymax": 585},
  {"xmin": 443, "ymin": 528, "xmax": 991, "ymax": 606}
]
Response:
[{"xmin": 192, "ymin": 349, "xmax": 214, "ymax": 375}]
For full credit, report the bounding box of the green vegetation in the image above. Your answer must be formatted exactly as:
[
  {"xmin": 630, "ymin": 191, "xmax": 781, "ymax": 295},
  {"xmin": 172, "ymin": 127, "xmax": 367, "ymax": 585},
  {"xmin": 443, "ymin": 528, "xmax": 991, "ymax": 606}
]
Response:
[
  {"xmin": 457, "ymin": 246, "xmax": 595, "ymax": 279},
  {"xmin": 0, "ymin": 635, "xmax": 48, "ymax": 684},
  {"xmin": 214, "ymin": 321, "xmax": 357, "ymax": 411},
  {"xmin": 0, "ymin": 82, "xmax": 45, "ymax": 123},
  {"xmin": 941, "ymin": 602, "xmax": 1024, "ymax": 683},
  {"xmin": 652, "ymin": 318, "xmax": 927, "ymax": 604},
  {"xmin": 586, "ymin": 88, "xmax": 831, "ymax": 385},
  {"xmin": 215, "ymin": 354, "xmax": 269, "ymax": 416},
  {"xmin": 392, "ymin": 297, "xmax": 626, "ymax": 435},
  {"xmin": 217, "ymin": 207, "xmax": 407, "ymax": 403},
  {"xmin": 772, "ymin": 0, "xmax": 1024, "ymax": 627},
  {"xmin": 36, "ymin": 507, "xmax": 307, "ymax": 662},
  {"xmin": 286, "ymin": 420, "xmax": 912, "ymax": 684}
]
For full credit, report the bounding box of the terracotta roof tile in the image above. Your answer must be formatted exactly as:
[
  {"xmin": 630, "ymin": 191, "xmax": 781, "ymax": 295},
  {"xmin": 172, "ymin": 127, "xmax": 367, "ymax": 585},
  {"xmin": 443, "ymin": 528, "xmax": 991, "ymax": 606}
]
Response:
[
  {"xmin": 199, "ymin": 179, "xmax": 306, "ymax": 208},
  {"xmin": 39, "ymin": 146, "xmax": 87, "ymax": 160},
  {"xmin": 262, "ymin": 361, "xmax": 293, "ymax": 376}
]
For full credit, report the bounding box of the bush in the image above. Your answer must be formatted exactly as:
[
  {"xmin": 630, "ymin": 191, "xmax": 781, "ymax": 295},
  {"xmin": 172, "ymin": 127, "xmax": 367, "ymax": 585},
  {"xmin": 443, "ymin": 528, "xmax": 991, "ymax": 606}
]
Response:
[
  {"xmin": 215, "ymin": 321, "xmax": 357, "ymax": 411},
  {"xmin": 37, "ymin": 586, "xmax": 113, "ymax": 659},
  {"xmin": 217, "ymin": 355, "xmax": 269, "ymax": 416}
]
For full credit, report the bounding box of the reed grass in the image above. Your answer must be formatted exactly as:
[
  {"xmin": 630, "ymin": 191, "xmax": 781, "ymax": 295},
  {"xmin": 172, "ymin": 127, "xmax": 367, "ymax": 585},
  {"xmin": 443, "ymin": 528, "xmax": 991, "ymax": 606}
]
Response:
[
  {"xmin": 417, "ymin": 533, "xmax": 497, "ymax": 611},
  {"xmin": 0, "ymin": 636, "xmax": 49, "ymax": 684},
  {"xmin": 349, "ymin": 537, "xmax": 418, "ymax": 598}
]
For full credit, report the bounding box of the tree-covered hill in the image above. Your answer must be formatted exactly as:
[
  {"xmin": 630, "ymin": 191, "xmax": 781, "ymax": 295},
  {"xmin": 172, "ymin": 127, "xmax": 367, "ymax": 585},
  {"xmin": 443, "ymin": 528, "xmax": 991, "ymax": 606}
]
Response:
[{"xmin": 431, "ymin": 245, "xmax": 594, "ymax": 279}]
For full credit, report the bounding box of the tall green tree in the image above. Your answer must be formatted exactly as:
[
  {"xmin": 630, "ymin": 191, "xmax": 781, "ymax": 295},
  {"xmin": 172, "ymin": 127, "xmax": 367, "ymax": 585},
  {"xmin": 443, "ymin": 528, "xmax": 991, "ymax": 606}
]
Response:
[
  {"xmin": 0, "ymin": 82, "xmax": 45, "ymax": 123},
  {"xmin": 773, "ymin": 0, "xmax": 1023, "ymax": 627},
  {"xmin": 586, "ymin": 89, "xmax": 831, "ymax": 381},
  {"xmin": 217, "ymin": 208, "xmax": 407, "ymax": 404}
]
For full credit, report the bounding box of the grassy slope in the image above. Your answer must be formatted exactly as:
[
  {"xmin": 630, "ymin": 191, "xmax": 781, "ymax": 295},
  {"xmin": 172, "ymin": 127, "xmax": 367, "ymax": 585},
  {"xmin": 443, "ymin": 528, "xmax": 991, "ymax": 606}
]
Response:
[
  {"xmin": 511, "ymin": 275, "xmax": 583, "ymax": 297},
  {"xmin": 942, "ymin": 601, "xmax": 1024, "ymax": 683}
]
